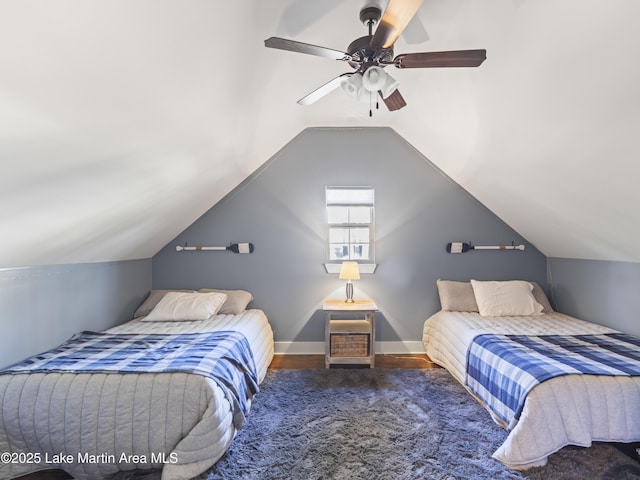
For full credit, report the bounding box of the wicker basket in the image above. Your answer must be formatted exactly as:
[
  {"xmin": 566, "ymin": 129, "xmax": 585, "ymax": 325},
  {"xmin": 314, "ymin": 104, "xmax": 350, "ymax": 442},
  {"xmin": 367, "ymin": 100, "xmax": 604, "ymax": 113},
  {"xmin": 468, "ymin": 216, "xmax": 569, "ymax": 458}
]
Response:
[{"xmin": 330, "ymin": 333, "xmax": 370, "ymax": 357}]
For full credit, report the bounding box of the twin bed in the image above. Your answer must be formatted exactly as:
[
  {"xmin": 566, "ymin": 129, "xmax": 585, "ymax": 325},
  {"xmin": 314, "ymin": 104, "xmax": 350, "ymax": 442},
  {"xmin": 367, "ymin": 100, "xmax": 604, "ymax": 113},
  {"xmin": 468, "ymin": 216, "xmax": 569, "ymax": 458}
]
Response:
[
  {"xmin": 423, "ymin": 279, "xmax": 640, "ymax": 469},
  {"xmin": 0, "ymin": 289, "xmax": 274, "ymax": 480},
  {"xmin": 3, "ymin": 280, "xmax": 639, "ymax": 478}
]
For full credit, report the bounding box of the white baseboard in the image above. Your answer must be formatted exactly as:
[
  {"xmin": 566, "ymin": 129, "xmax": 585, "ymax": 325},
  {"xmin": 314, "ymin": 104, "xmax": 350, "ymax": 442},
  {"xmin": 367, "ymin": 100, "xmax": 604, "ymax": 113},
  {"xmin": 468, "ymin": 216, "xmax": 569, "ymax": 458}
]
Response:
[
  {"xmin": 274, "ymin": 341, "xmax": 425, "ymax": 355},
  {"xmin": 274, "ymin": 342, "xmax": 325, "ymax": 355}
]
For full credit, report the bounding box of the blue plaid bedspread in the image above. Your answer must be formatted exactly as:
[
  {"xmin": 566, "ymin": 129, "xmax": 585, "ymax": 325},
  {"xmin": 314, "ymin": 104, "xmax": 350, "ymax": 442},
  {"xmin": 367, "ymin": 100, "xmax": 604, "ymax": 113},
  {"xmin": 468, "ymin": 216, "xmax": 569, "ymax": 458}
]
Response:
[
  {"xmin": 466, "ymin": 333, "xmax": 640, "ymax": 430},
  {"xmin": 2, "ymin": 330, "xmax": 259, "ymax": 428}
]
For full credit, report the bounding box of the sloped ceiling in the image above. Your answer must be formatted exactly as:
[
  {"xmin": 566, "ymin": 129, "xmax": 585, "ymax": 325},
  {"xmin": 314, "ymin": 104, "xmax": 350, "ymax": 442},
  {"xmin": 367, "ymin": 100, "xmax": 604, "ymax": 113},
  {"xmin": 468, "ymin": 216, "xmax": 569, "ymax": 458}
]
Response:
[{"xmin": 1, "ymin": 0, "xmax": 639, "ymax": 268}]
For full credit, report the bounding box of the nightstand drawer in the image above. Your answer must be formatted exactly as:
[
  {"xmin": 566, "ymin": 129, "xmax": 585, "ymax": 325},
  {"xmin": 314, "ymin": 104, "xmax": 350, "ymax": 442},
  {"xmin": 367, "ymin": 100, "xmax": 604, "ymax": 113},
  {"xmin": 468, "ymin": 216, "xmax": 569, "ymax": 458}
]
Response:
[{"xmin": 330, "ymin": 333, "xmax": 370, "ymax": 357}]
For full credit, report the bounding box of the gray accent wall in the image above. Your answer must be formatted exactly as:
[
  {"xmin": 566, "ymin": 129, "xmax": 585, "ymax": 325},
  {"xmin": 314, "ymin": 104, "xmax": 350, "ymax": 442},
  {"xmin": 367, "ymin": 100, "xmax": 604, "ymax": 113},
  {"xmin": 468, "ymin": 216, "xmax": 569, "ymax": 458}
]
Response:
[
  {"xmin": 548, "ymin": 257, "xmax": 640, "ymax": 337},
  {"xmin": 0, "ymin": 259, "xmax": 151, "ymax": 368},
  {"xmin": 152, "ymin": 127, "xmax": 547, "ymax": 348}
]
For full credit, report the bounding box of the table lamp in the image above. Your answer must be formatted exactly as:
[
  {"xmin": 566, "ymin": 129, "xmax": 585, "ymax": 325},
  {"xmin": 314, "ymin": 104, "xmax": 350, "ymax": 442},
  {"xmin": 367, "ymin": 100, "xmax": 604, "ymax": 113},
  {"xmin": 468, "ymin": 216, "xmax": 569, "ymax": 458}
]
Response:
[{"xmin": 339, "ymin": 261, "xmax": 360, "ymax": 303}]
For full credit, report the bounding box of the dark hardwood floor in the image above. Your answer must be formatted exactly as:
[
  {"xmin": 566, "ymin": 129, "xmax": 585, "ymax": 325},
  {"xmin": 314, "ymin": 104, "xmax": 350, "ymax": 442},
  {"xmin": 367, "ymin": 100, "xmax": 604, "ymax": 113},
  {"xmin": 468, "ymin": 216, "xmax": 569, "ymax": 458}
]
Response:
[
  {"xmin": 12, "ymin": 354, "xmax": 436, "ymax": 480},
  {"xmin": 268, "ymin": 353, "xmax": 438, "ymax": 369}
]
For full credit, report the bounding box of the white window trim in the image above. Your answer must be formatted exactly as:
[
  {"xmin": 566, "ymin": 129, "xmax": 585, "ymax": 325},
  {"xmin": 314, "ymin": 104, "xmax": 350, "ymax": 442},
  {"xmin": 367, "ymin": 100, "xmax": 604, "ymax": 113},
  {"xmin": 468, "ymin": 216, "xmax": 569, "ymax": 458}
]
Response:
[{"xmin": 324, "ymin": 186, "xmax": 377, "ymax": 273}]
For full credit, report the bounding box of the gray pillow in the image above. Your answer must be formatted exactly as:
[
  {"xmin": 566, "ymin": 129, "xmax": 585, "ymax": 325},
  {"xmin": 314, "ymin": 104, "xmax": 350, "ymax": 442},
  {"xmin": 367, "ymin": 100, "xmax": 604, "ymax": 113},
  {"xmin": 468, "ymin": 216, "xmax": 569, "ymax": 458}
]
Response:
[
  {"xmin": 199, "ymin": 289, "xmax": 254, "ymax": 315},
  {"xmin": 436, "ymin": 279, "xmax": 479, "ymax": 312},
  {"xmin": 436, "ymin": 279, "xmax": 554, "ymax": 313},
  {"xmin": 530, "ymin": 282, "xmax": 554, "ymax": 313},
  {"xmin": 133, "ymin": 289, "xmax": 196, "ymax": 318}
]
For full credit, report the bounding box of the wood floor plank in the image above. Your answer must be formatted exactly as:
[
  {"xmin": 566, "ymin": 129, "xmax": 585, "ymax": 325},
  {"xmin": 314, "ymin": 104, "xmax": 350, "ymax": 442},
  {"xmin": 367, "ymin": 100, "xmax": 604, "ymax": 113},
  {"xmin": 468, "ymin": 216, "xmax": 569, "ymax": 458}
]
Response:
[{"xmin": 268, "ymin": 354, "xmax": 438, "ymax": 369}]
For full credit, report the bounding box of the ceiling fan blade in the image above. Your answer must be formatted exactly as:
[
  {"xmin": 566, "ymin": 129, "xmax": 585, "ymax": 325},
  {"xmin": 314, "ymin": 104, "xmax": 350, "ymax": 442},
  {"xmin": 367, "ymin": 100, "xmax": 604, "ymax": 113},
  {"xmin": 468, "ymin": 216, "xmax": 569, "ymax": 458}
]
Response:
[
  {"xmin": 379, "ymin": 89, "xmax": 407, "ymax": 111},
  {"xmin": 297, "ymin": 73, "xmax": 353, "ymax": 106},
  {"xmin": 265, "ymin": 37, "xmax": 350, "ymax": 61},
  {"xmin": 394, "ymin": 49, "xmax": 487, "ymax": 68},
  {"xmin": 370, "ymin": 0, "xmax": 425, "ymax": 49}
]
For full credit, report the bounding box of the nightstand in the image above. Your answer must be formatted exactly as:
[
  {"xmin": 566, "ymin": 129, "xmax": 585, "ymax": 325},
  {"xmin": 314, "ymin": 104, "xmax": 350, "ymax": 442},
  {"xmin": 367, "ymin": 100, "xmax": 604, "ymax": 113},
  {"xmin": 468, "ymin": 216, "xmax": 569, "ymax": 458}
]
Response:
[{"xmin": 322, "ymin": 299, "xmax": 378, "ymax": 368}]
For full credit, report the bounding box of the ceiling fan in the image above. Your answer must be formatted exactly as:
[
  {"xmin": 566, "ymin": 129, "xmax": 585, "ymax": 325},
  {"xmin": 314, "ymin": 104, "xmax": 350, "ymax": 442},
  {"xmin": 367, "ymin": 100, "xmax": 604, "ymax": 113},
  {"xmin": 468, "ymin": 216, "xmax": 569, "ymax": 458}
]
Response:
[{"xmin": 265, "ymin": 0, "xmax": 486, "ymax": 114}]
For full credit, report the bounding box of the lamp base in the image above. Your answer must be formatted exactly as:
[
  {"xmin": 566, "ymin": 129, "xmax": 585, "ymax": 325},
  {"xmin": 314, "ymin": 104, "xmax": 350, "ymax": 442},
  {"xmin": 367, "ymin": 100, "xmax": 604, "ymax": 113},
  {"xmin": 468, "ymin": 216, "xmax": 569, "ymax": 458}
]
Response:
[{"xmin": 345, "ymin": 281, "xmax": 354, "ymax": 303}]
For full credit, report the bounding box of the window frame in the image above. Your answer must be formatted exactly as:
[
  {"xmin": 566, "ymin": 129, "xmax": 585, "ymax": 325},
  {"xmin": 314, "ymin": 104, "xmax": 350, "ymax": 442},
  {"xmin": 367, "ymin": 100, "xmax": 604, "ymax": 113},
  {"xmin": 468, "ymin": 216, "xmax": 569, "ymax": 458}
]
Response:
[{"xmin": 325, "ymin": 186, "xmax": 375, "ymax": 266}]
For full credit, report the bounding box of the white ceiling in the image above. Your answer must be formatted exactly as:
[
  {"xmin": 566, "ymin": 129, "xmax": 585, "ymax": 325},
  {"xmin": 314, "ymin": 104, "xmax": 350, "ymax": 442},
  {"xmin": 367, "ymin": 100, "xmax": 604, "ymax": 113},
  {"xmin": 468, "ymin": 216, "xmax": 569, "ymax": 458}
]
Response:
[{"xmin": 1, "ymin": 0, "xmax": 639, "ymax": 268}]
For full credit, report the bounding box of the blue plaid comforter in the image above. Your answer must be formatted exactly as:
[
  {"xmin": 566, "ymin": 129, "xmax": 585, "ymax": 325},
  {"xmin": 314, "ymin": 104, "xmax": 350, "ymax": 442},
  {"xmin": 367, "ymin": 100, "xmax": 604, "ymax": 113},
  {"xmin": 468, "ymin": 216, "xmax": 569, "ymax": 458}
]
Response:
[
  {"xmin": 2, "ymin": 330, "xmax": 259, "ymax": 429},
  {"xmin": 466, "ymin": 333, "xmax": 640, "ymax": 430}
]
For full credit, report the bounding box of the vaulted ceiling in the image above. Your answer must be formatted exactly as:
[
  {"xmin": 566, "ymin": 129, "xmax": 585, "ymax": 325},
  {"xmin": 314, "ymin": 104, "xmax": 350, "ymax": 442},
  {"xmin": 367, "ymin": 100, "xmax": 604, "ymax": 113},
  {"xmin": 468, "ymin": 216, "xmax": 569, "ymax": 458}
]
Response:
[{"xmin": 1, "ymin": 0, "xmax": 639, "ymax": 268}]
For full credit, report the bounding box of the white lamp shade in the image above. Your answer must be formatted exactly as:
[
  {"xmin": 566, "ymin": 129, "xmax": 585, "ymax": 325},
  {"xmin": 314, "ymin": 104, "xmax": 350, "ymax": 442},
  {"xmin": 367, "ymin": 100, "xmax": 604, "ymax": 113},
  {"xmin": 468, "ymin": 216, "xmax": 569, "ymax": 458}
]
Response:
[
  {"xmin": 362, "ymin": 66, "xmax": 387, "ymax": 92},
  {"xmin": 340, "ymin": 73, "xmax": 363, "ymax": 98},
  {"xmin": 380, "ymin": 72, "xmax": 400, "ymax": 99},
  {"xmin": 339, "ymin": 261, "xmax": 360, "ymax": 280}
]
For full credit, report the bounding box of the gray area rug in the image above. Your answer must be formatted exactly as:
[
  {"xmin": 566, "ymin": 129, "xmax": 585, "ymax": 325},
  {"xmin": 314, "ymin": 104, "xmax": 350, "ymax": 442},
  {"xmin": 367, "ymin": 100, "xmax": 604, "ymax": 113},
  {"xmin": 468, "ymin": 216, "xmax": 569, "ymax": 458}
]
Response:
[{"xmin": 114, "ymin": 368, "xmax": 640, "ymax": 480}]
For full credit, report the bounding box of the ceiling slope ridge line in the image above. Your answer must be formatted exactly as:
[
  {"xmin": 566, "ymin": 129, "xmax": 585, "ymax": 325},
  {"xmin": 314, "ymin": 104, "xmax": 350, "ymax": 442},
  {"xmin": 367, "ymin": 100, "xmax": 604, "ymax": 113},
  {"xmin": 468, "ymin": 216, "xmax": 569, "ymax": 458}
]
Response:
[
  {"xmin": 307, "ymin": 126, "xmax": 394, "ymax": 132},
  {"xmin": 189, "ymin": 126, "xmax": 391, "ymax": 223},
  {"xmin": 390, "ymin": 127, "xmax": 545, "ymax": 257},
  {"xmin": 192, "ymin": 129, "xmax": 312, "ymax": 222},
  {"xmin": 153, "ymin": 128, "xmax": 329, "ymax": 259}
]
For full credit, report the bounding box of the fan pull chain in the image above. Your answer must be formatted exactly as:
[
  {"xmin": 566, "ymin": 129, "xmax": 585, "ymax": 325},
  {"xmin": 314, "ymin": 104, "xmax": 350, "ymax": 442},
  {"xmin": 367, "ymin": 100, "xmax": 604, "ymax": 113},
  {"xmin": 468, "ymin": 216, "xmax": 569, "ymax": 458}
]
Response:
[{"xmin": 367, "ymin": 92, "xmax": 380, "ymax": 117}]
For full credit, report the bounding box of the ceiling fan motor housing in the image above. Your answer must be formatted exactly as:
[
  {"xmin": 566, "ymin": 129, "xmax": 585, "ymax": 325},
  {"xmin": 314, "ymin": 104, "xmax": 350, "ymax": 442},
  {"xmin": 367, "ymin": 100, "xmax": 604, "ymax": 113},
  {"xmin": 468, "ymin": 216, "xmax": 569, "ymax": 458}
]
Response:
[{"xmin": 346, "ymin": 35, "xmax": 394, "ymax": 71}]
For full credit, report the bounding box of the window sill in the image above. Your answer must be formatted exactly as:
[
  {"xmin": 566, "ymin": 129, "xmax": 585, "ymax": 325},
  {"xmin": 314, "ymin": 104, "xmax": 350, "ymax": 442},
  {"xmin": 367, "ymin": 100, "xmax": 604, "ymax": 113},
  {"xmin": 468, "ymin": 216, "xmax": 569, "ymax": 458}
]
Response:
[{"xmin": 324, "ymin": 263, "xmax": 377, "ymax": 274}]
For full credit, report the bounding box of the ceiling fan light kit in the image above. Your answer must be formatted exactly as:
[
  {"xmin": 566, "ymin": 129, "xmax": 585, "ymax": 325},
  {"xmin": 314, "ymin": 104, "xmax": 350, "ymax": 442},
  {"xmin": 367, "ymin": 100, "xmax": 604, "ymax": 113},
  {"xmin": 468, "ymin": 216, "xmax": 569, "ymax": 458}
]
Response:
[
  {"xmin": 362, "ymin": 66, "xmax": 386, "ymax": 92},
  {"xmin": 265, "ymin": 0, "xmax": 486, "ymax": 114},
  {"xmin": 340, "ymin": 68, "xmax": 400, "ymax": 112},
  {"xmin": 341, "ymin": 73, "xmax": 364, "ymax": 98}
]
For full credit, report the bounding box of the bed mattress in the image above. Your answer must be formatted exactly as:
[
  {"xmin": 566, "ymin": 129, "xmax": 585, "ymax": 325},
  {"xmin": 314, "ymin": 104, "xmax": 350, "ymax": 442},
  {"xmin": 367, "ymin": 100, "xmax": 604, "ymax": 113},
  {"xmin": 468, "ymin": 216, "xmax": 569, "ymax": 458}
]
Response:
[
  {"xmin": 423, "ymin": 310, "xmax": 640, "ymax": 469},
  {"xmin": 0, "ymin": 309, "xmax": 274, "ymax": 480}
]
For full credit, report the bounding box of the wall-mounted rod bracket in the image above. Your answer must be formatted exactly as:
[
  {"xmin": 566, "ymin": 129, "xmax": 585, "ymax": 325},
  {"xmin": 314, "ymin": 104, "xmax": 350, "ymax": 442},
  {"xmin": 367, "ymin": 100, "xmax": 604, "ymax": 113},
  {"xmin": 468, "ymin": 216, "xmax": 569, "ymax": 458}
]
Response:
[
  {"xmin": 175, "ymin": 242, "xmax": 254, "ymax": 254},
  {"xmin": 446, "ymin": 242, "xmax": 525, "ymax": 254}
]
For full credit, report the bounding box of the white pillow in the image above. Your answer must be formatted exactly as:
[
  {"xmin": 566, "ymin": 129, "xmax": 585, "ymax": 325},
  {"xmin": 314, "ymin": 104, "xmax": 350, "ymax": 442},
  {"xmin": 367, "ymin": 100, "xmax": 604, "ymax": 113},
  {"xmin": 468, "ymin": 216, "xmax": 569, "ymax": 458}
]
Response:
[
  {"xmin": 470, "ymin": 280, "xmax": 544, "ymax": 317},
  {"xmin": 142, "ymin": 291, "xmax": 228, "ymax": 321}
]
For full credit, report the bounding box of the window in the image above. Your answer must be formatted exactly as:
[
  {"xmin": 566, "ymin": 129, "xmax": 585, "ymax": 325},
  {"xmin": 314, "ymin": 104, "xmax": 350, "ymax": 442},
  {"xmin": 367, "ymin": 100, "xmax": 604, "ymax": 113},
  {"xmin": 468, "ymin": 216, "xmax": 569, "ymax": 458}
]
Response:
[{"xmin": 326, "ymin": 186, "xmax": 375, "ymax": 263}]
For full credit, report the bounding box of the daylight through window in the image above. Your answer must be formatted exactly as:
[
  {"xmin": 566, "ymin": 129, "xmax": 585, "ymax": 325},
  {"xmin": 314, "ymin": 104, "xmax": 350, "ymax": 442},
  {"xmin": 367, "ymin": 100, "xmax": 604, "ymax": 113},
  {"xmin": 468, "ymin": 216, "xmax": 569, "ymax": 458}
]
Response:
[{"xmin": 326, "ymin": 186, "xmax": 375, "ymax": 262}]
